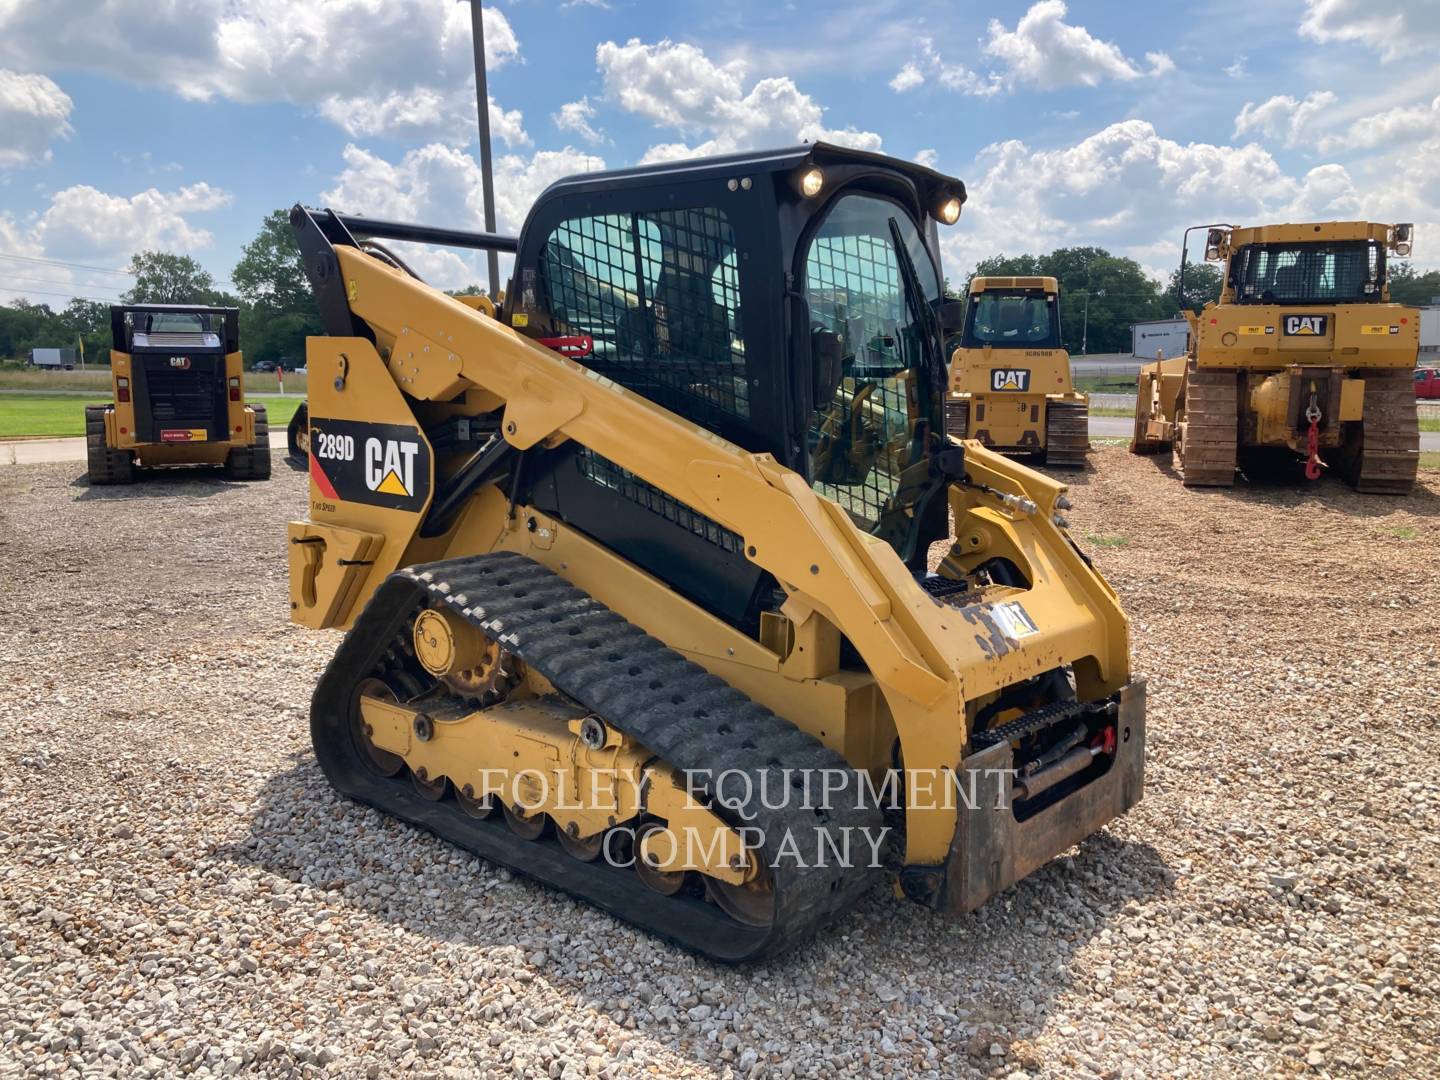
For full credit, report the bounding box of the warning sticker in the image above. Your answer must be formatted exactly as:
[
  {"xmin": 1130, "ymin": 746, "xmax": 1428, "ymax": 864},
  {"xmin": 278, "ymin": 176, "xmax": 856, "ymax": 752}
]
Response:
[
  {"xmin": 1237, "ymin": 325, "xmax": 1275, "ymax": 336},
  {"xmin": 989, "ymin": 601, "xmax": 1039, "ymax": 640},
  {"xmin": 161, "ymin": 428, "xmax": 208, "ymax": 443},
  {"xmin": 1359, "ymin": 325, "xmax": 1400, "ymax": 336}
]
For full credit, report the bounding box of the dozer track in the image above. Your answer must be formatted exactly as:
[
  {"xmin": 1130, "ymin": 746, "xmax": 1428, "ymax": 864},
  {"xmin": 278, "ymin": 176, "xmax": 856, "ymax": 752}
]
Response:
[
  {"xmin": 1339, "ymin": 369, "xmax": 1419, "ymax": 495},
  {"xmin": 1043, "ymin": 399, "xmax": 1089, "ymax": 468},
  {"xmin": 1177, "ymin": 367, "xmax": 1238, "ymax": 487},
  {"xmin": 312, "ymin": 551, "xmax": 882, "ymax": 963},
  {"xmin": 945, "ymin": 397, "xmax": 969, "ymax": 440},
  {"xmin": 84, "ymin": 404, "xmax": 135, "ymax": 486}
]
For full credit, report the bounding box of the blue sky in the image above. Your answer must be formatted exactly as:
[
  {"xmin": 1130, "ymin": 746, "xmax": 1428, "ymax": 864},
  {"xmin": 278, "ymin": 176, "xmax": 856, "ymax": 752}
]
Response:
[{"xmin": 1, "ymin": 0, "xmax": 1437, "ymax": 305}]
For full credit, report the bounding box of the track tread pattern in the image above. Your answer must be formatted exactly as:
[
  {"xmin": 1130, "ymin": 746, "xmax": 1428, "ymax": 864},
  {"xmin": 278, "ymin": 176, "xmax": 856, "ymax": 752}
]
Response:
[
  {"xmin": 945, "ymin": 397, "xmax": 970, "ymax": 440},
  {"xmin": 315, "ymin": 552, "xmax": 883, "ymax": 962},
  {"xmin": 1044, "ymin": 399, "xmax": 1089, "ymax": 468},
  {"xmin": 1340, "ymin": 370, "xmax": 1419, "ymax": 495},
  {"xmin": 1177, "ymin": 367, "xmax": 1237, "ymax": 487}
]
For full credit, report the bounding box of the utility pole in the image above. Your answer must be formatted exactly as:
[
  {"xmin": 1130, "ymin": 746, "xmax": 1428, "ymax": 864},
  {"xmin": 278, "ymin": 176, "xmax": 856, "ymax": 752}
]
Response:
[
  {"xmin": 1080, "ymin": 290, "xmax": 1089, "ymax": 357},
  {"xmin": 467, "ymin": 0, "xmax": 501, "ymax": 299}
]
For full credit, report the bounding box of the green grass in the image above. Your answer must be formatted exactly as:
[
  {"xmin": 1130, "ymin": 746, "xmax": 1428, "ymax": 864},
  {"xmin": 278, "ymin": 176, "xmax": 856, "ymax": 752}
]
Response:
[
  {"xmin": 1420, "ymin": 417, "xmax": 1440, "ymax": 433},
  {"xmin": 0, "ymin": 392, "xmax": 301, "ymax": 439},
  {"xmin": 1074, "ymin": 375, "xmax": 1137, "ymax": 394},
  {"xmin": 0, "ymin": 368, "xmax": 304, "ymax": 394},
  {"xmin": 1086, "ymin": 534, "xmax": 1131, "ymax": 548},
  {"xmin": 1387, "ymin": 525, "xmax": 1418, "ymax": 541},
  {"xmin": 1090, "ymin": 405, "xmax": 1135, "ymax": 417},
  {"xmin": 1422, "ymin": 451, "xmax": 1440, "ymax": 470}
]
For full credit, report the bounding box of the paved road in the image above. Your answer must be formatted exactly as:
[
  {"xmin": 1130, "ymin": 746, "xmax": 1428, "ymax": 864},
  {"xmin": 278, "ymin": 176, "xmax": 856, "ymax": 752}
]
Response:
[
  {"xmin": 5, "ymin": 422, "xmax": 1433, "ymax": 467},
  {"xmin": 0, "ymin": 430, "xmax": 291, "ymax": 466}
]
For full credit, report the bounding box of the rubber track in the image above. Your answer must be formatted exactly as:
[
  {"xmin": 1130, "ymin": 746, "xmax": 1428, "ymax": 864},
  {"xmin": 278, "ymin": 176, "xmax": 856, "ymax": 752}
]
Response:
[
  {"xmin": 311, "ymin": 551, "xmax": 883, "ymax": 962},
  {"xmin": 1044, "ymin": 399, "xmax": 1089, "ymax": 468},
  {"xmin": 225, "ymin": 404, "xmax": 272, "ymax": 481},
  {"xmin": 84, "ymin": 404, "xmax": 134, "ymax": 486},
  {"xmin": 1177, "ymin": 367, "xmax": 1237, "ymax": 487},
  {"xmin": 1342, "ymin": 369, "xmax": 1419, "ymax": 494},
  {"xmin": 945, "ymin": 398, "xmax": 970, "ymax": 440}
]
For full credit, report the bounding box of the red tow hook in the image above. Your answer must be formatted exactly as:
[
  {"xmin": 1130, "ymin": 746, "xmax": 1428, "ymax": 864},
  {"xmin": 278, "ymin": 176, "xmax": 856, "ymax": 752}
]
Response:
[
  {"xmin": 538, "ymin": 334, "xmax": 595, "ymax": 359},
  {"xmin": 1304, "ymin": 391, "xmax": 1323, "ymax": 481},
  {"xmin": 1090, "ymin": 724, "xmax": 1117, "ymax": 756}
]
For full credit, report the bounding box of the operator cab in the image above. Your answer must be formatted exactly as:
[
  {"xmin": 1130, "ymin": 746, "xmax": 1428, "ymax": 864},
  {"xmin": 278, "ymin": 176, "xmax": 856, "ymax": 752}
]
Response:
[
  {"xmin": 961, "ymin": 282, "xmax": 1062, "ymax": 349},
  {"xmin": 507, "ymin": 144, "xmax": 966, "ymax": 579},
  {"xmin": 111, "ymin": 304, "xmax": 239, "ymax": 443}
]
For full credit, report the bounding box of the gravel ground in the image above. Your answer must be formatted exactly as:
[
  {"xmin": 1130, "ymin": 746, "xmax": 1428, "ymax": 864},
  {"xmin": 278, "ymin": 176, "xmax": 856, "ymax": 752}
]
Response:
[{"xmin": 1, "ymin": 452, "xmax": 1437, "ymax": 1079}]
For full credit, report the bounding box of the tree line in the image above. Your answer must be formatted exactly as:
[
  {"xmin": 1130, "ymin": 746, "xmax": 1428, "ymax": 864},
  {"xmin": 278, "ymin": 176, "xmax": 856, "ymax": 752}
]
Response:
[
  {"xmin": 0, "ymin": 209, "xmax": 336, "ymax": 369},
  {"xmin": 5, "ymin": 221, "xmax": 1440, "ymax": 364}
]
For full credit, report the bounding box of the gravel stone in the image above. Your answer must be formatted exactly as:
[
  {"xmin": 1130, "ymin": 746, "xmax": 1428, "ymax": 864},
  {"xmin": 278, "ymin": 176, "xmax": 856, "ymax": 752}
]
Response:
[{"xmin": 0, "ymin": 453, "xmax": 1436, "ymax": 1078}]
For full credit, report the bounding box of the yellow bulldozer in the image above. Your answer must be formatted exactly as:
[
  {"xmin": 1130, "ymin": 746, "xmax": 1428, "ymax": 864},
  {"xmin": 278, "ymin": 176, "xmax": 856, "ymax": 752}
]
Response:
[
  {"xmin": 86, "ymin": 304, "xmax": 270, "ymax": 484},
  {"xmin": 286, "ymin": 144, "xmax": 1144, "ymax": 961},
  {"xmin": 945, "ymin": 276, "xmax": 1088, "ymax": 468},
  {"xmin": 1132, "ymin": 222, "xmax": 1419, "ymax": 492}
]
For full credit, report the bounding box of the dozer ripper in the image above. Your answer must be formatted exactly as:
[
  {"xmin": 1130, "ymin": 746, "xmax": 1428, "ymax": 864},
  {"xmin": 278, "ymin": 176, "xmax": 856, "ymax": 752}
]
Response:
[
  {"xmin": 1132, "ymin": 222, "xmax": 1420, "ymax": 492},
  {"xmin": 945, "ymin": 276, "xmax": 1088, "ymax": 467},
  {"xmin": 86, "ymin": 304, "xmax": 271, "ymax": 484},
  {"xmin": 287, "ymin": 144, "xmax": 1144, "ymax": 962}
]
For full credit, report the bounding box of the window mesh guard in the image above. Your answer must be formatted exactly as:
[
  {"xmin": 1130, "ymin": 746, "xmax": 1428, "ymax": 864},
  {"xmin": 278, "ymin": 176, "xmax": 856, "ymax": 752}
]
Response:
[
  {"xmin": 1234, "ymin": 242, "xmax": 1381, "ymax": 304},
  {"xmin": 540, "ymin": 208, "xmax": 748, "ymax": 430},
  {"xmin": 805, "ymin": 233, "xmax": 912, "ymax": 528}
]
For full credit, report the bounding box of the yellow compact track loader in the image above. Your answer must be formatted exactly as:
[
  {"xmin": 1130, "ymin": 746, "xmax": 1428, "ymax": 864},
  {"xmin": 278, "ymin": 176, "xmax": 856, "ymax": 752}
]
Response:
[
  {"xmin": 86, "ymin": 304, "xmax": 270, "ymax": 484},
  {"xmin": 1132, "ymin": 222, "xmax": 1419, "ymax": 492},
  {"xmin": 945, "ymin": 276, "xmax": 1088, "ymax": 467},
  {"xmin": 287, "ymin": 144, "xmax": 1144, "ymax": 961}
]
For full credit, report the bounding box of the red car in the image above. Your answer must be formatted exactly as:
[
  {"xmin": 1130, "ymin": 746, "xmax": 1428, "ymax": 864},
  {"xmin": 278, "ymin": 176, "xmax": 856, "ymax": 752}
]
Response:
[{"xmin": 1416, "ymin": 367, "xmax": 1440, "ymax": 399}]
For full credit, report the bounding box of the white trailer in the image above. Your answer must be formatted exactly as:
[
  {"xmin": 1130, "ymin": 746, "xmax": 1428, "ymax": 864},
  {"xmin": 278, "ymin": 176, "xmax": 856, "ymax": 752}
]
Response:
[
  {"xmin": 1419, "ymin": 306, "xmax": 1439, "ymax": 357},
  {"xmin": 30, "ymin": 347, "xmax": 77, "ymax": 369},
  {"xmin": 1132, "ymin": 318, "xmax": 1189, "ymax": 360}
]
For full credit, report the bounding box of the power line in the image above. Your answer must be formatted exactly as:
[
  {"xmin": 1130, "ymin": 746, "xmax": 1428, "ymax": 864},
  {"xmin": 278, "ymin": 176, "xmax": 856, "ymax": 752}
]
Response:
[
  {"xmin": 0, "ymin": 271, "xmax": 129, "ymax": 295},
  {"xmin": 0, "ymin": 251, "xmax": 237, "ymax": 287},
  {"xmin": 0, "ymin": 252, "xmax": 135, "ymax": 277},
  {"xmin": 0, "ymin": 281, "xmax": 127, "ymax": 304}
]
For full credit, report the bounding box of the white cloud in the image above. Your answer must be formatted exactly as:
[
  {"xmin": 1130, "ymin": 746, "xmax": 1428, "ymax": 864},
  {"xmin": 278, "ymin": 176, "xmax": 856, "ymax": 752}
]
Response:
[
  {"xmin": 984, "ymin": 1, "xmax": 1170, "ymax": 90},
  {"xmin": 942, "ymin": 120, "xmax": 1369, "ymax": 280},
  {"xmin": 914, "ymin": 148, "xmax": 939, "ymax": 169},
  {"xmin": 596, "ymin": 38, "xmax": 881, "ymax": 160},
  {"xmin": 1318, "ymin": 95, "xmax": 1440, "ymax": 153},
  {"xmin": 1225, "ymin": 56, "xmax": 1249, "ymax": 80},
  {"xmin": 887, "ymin": 39, "xmax": 1000, "ymax": 97},
  {"xmin": 0, "ymin": 182, "xmax": 232, "ymax": 303},
  {"xmin": 1232, "ymin": 91, "xmax": 1337, "ymax": 148},
  {"xmin": 554, "ymin": 98, "xmax": 605, "ymax": 144},
  {"xmin": 1300, "ymin": 0, "xmax": 1439, "ymax": 59},
  {"xmin": 317, "ymin": 90, "xmax": 528, "ymax": 147},
  {"xmin": 0, "ymin": 69, "xmax": 73, "ymax": 168},
  {"xmin": 0, "ymin": 1, "xmax": 521, "ymax": 144},
  {"xmin": 322, "ymin": 143, "xmax": 606, "ymax": 288},
  {"xmin": 889, "ymin": 64, "xmax": 925, "ymax": 93}
]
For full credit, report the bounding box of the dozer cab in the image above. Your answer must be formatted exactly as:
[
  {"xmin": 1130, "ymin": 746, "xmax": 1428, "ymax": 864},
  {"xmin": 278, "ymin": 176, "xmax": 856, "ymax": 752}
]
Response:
[
  {"xmin": 1132, "ymin": 222, "xmax": 1420, "ymax": 492},
  {"xmin": 945, "ymin": 275, "xmax": 1088, "ymax": 467},
  {"xmin": 286, "ymin": 143, "xmax": 1144, "ymax": 961},
  {"xmin": 86, "ymin": 304, "xmax": 271, "ymax": 484}
]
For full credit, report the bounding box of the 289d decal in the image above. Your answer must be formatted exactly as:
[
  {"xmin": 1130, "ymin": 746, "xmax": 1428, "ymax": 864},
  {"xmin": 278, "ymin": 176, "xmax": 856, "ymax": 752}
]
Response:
[{"xmin": 307, "ymin": 418, "xmax": 432, "ymax": 512}]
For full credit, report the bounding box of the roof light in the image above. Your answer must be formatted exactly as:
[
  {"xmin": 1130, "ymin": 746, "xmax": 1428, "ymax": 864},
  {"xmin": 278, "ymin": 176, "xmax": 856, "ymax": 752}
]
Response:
[
  {"xmin": 798, "ymin": 167, "xmax": 824, "ymax": 198},
  {"xmin": 936, "ymin": 196, "xmax": 962, "ymax": 225}
]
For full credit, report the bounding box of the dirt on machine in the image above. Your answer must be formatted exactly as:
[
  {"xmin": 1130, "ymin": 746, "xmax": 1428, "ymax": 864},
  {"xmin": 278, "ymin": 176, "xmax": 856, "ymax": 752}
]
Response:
[
  {"xmin": 945, "ymin": 276, "xmax": 1089, "ymax": 468},
  {"xmin": 86, "ymin": 304, "xmax": 271, "ymax": 485},
  {"xmin": 1132, "ymin": 222, "xmax": 1420, "ymax": 493},
  {"xmin": 285, "ymin": 144, "xmax": 1144, "ymax": 962}
]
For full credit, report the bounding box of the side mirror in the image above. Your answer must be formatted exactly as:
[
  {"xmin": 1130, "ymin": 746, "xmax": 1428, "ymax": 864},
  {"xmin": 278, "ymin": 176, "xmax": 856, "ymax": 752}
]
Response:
[
  {"xmin": 940, "ymin": 299, "xmax": 966, "ymax": 336},
  {"xmin": 811, "ymin": 326, "xmax": 844, "ymax": 406}
]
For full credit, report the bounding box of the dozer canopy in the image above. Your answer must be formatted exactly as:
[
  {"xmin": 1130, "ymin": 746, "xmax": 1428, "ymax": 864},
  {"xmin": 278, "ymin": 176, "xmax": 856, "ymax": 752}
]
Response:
[{"xmin": 960, "ymin": 278, "xmax": 1062, "ymax": 350}]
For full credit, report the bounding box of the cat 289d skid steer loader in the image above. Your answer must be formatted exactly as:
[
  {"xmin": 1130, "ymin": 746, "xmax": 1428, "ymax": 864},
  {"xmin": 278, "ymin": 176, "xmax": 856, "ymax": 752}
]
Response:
[{"xmin": 287, "ymin": 143, "xmax": 1144, "ymax": 962}]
